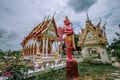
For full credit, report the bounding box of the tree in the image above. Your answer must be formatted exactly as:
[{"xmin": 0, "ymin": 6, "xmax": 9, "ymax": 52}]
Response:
[
  {"xmin": 0, "ymin": 50, "xmax": 31, "ymax": 80},
  {"xmin": 73, "ymin": 33, "xmax": 81, "ymax": 51},
  {"xmin": 110, "ymin": 32, "xmax": 120, "ymax": 59},
  {"xmin": 0, "ymin": 49, "xmax": 5, "ymax": 61}
]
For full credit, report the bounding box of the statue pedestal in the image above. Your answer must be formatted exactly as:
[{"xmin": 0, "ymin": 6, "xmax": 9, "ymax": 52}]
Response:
[{"xmin": 66, "ymin": 59, "xmax": 80, "ymax": 80}]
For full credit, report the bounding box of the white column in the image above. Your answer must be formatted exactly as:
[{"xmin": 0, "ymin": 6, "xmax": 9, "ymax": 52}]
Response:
[
  {"xmin": 55, "ymin": 41, "xmax": 57, "ymax": 51},
  {"xmin": 42, "ymin": 38, "xmax": 45, "ymax": 58},
  {"xmin": 57, "ymin": 41, "xmax": 59, "ymax": 53},
  {"xmin": 55, "ymin": 41, "xmax": 57, "ymax": 52},
  {"xmin": 46, "ymin": 38, "xmax": 48, "ymax": 57},
  {"xmin": 56, "ymin": 41, "xmax": 59, "ymax": 53},
  {"xmin": 33, "ymin": 40, "xmax": 36, "ymax": 61},
  {"xmin": 81, "ymin": 47, "xmax": 85, "ymax": 58},
  {"xmin": 103, "ymin": 48, "xmax": 109, "ymax": 62},
  {"xmin": 52, "ymin": 42, "xmax": 55, "ymax": 54},
  {"xmin": 99, "ymin": 47, "xmax": 105, "ymax": 63},
  {"xmin": 33, "ymin": 45, "xmax": 34, "ymax": 61},
  {"xmin": 37, "ymin": 42, "xmax": 40, "ymax": 54}
]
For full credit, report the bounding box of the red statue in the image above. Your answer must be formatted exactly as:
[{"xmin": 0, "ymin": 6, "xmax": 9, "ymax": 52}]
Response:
[
  {"xmin": 58, "ymin": 16, "xmax": 80, "ymax": 80},
  {"xmin": 63, "ymin": 16, "xmax": 76, "ymax": 60}
]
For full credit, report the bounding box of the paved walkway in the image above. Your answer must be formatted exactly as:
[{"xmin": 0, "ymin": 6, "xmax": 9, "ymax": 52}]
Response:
[
  {"xmin": 107, "ymin": 70, "xmax": 120, "ymax": 80},
  {"xmin": 106, "ymin": 62, "xmax": 120, "ymax": 80}
]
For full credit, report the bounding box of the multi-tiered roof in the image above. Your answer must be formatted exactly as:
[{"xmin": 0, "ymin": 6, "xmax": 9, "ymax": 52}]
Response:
[
  {"xmin": 78, "ymin": 15, "xmax": 108, "ymax": 47},
  {"xmin": 21, "ymin": 17, "xmax": 58, "ymax": 47}
]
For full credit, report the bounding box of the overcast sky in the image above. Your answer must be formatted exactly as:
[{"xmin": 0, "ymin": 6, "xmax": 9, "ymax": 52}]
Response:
[{"xmin": 0, "ymin": 0, "xmax": 120, "ymax": 51}]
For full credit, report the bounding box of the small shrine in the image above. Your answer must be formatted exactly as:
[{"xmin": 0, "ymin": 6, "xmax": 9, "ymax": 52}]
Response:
[
  {"xmin": 21, "ymin": 16, "xmax": 59, "ymax": 61},
  {"xmin": 78, "ymin": 14, "xmax": 109, "ymax": 63}
]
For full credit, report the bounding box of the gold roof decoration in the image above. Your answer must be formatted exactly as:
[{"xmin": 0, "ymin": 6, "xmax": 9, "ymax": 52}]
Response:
[
  {"xmin": 78, "ymin": 15, "xmax": 108, "ymax": 47},
  {"xmin": 21, "ymin": 16, "xmax": 59, "ymax": 46}
]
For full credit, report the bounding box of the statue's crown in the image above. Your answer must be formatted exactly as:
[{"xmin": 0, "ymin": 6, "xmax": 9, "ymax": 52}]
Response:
[{"xmin": 64, "ymin": 16, "xmax": 69, "ymax": 22}]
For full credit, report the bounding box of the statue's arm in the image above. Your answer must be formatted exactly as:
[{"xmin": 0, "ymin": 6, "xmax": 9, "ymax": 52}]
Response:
[{"xmin": 64, "ymin": 27, "xmax": 73, "ymax": 34}]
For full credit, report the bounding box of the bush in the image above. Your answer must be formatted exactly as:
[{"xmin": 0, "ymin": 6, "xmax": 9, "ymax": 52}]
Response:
[{"xmin": 0, "ymin": 50, "xmax": 31, "ymax": 80}]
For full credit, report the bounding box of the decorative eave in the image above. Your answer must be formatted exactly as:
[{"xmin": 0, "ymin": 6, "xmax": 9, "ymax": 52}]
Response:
[
  {"xmin": 78, "ymin": 17, "xmax": 108, "ymax": 47},
  {"xmin": 21, "ymin": 16, "xmax": 58, "ymax": 46}
]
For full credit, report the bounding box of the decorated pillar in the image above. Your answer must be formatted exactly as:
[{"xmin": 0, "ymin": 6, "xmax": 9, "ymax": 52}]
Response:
[
  {"xmin": 25, "ymin": 45, "xmax": 27, "ymax": 56},
  {"xmin": 54, "ymin": 39, "xmax": 59, "ymax": 59},
  {"xmin": 34, "ymin": 44, "xmax": 37, "ymax": 55},
  {"xmin": 56, "ymin": 40, "xmax": 59, "ymax": 54},
  {"xmin": 46, "ymin": 38, "xmax": 48, "ymax": 57},
  {"xmin": 31, "ymin": 44, "xmax": 34, "ymax": 61},
  {"xmin": 55, "ymin": 41, "xmax": 57, "ymax": 51},
  {"xmin": 23, "ymin": 47, "xmax": 25, "ymax": 56},
  {"xmin": 36, "ymin": 42, "xmax": 40, "ymax": 54},
  {"xmin": 100, "ymin": 46, "xmax": 108, "ymax": 63},
  {"xmin": 52, "ymin": 42, "xmax": 56, "ymax": 53},
  {"xmin": 35, "ymin": 41, "xmax": 41, "ymax": 62},
  {"xmin": 33, "ymin": 44, "xmax": 37, "ymax": 61},
  {"xmin": 28, "ymin": 46, "xmax": 30, "ymax": 56},
  {"xmin": 42, "ymin": 38, "xmax": 45, "ymax": 58},
  {"xmin": 30, "ymin": 46, "xmax": 32, "ymax": 56}
]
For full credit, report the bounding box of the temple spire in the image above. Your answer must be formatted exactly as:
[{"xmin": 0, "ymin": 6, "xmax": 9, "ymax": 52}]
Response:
[
  {"xmin": 53, "ymin": 11, "xmax": 56, "ymax": 17},
  {"xmin": 85, "ymin": 12, "xmax": 93, "ymax": 27},
  {"xmin": 103, "ymin": 21, "xmax": 106, "ymax": 30},
  {"xmin": 97, "ymin": 18, "xmax": 102, "ymax": 27},
  {"xmin": 86, "ymin": 12, "xmax": 90, "ymax": 21}
]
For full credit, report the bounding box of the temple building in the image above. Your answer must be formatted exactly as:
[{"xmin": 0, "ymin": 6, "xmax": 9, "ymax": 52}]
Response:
[
  {"xmin": 78, "ymin": 14, "xmax": 109, "ymax": 63},
  {"xmin": 21, "ymin": 16, "xmax": 59, "ymax": 61}
]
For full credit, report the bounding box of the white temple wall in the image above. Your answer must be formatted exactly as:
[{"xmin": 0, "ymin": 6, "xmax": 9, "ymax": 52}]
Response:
[{"xmin": 81, "ymin": 45, "xmax": 109, "ymax": 63}]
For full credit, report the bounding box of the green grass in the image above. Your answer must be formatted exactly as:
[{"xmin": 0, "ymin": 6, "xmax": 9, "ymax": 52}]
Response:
[
  {"xmin": 78, "ymin": 63, "xmax": 118, "ymax": 80},
  {"xmin": 26, "ymin": 63, "xmax": 118, "ymax": 80},
  {"xmin": 37, "ymin": 68, "xmax": 66, "ymax": 80}
]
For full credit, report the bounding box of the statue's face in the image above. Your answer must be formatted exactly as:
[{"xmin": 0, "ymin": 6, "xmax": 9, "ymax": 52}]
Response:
[{"xmin": 64, "ymin": 21, "xmax": 70, "ymax": 26}]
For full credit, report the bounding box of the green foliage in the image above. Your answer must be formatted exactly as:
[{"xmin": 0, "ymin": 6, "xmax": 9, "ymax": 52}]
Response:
[
  {"xmin": 26, "ymin": 62, "xmax": 118, "ymax": 80},
  {"xmin": 81, "ymin": 53, "xmax": 101, "ymax": 63},
  {"xmin": 35, "ymin": 68, "xmax": 66, "ymax": 80},
  {"xmin": 61, "ymin": 33, "xmax": 81, "ymax": 56},
  {"xmin": 74, "ymin": 33, "xmax": 81, "ymax": 51},
  {"xmin": 0, "ymin": 49, "xmax": 5, "ymax": 61},
  {"xmin": 78, "ymin": 63, "xmax": 118, "ymax": 79},
  {"xmin": 0, "ymin": 50, "xmax": 31, "ymax": 80},
  {"xmin": 61, "ymin": 43, "xmax": 66, "ymax": 56},
  {"xmin": 93, "ymin": 78, "xmax": 101, "ymax": 80},
  {"xmin": 109, "ymin": 32, "xmax": 120, "ymax": 59},
  {"xmin": 82, "ymin": 56, "xmax": 93, "ymax": 63}
]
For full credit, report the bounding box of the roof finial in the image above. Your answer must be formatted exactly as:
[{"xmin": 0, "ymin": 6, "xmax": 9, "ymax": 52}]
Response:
[
  {"xmin": 97, "ymin": 18, "xmax": 102, "ymax": 27},
  {"xmin": 43, "ymin": 16, "xmax": 47, "ymax": 21},
  {"xmin": 103, "ymin": 21, "xmax": 106, "ymax": 30},
  {"xmin": 53, "ymin": 11, "xmax": 56, "ymax": 17},
  {"xmin": 47, "ymin": 15, "xmax": 50, "ymax": 20},
  {"xmin": 86, "ymin": 12, "xmax": 89, "ymax": 21},
  {"xmin": 79, "ymin": 25, "xmax": 82, "ymax": 30}
]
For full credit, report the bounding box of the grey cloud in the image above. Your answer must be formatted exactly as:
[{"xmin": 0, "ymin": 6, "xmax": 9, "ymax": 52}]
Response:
[
  {"xmin": 0, "ymin": 27, "xmax": 7, "ymax": 38},
  {"xmin": 68, "ymin": 0, "xmax": 97, "ymax": 13},
  {"xmin": 0, "ymin": 0, "xmax": 51, "ymax": 50},
  {"xmin": 7, "ymin": 32, "xmax": 19, "ymax": 40},
  {"xmin": 0, "ymin": 26, "xmax": 20, "ymax": 50},
  {"xmin": 67, "ymin": 0, "xmax": 97, "ymax": 13},
  {"xmin": 0, "ymin": 0, "xmax": 119, "ymax": 50}
]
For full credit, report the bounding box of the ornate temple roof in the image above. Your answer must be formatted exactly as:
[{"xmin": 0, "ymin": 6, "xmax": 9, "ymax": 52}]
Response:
[
  {"xmin": 78, "ymin": 16, "xmax": 108, "ymax": 47},
  {"xmin": 21, "ymin": 17, "xmax": 58, "ymax": 46}
]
